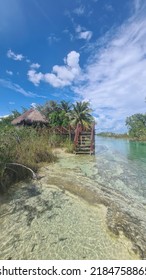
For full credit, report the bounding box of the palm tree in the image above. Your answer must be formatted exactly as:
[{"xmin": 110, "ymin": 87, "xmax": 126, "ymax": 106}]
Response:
[
  {"xmin": 60, "ymin": 100, "xmax": 71, "ymax": 113},
  {"xmin": 49, "ymin": 100, "xmax": 58, "ymax": 111},
  {"xmin": 68, "ymin": 101, "xmax": 94, "ymax": 129}
]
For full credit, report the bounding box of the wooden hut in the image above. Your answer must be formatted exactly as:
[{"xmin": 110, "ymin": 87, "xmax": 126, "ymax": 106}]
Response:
[
  {"xmin": 11, "ymin": 109, "xmax": 48, "ymax": 126},
  {"xmin": 11, "ymin": 109, "xmax": 95, "ymax": 154}
]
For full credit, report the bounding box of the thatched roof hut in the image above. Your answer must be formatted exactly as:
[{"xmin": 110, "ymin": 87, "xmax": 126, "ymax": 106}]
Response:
[{"xmin": 11, "ymin": 109, "xmax": 48, "ymax": 126}]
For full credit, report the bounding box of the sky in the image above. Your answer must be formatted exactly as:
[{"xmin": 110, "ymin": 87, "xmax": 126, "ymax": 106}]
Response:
[{"xmin": 0, "ymin": 0, "xmax": 146, "ymax": 132}]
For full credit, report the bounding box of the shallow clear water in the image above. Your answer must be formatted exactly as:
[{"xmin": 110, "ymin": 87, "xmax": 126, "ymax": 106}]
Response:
[
  {"xmin": 0, "ymin": 137, "xmax": 146, "ymax": 260},
  {"xmin": 95, "ymin": 137, "xmax": 146, "ymax": 202},
  {"xmin": 0, "ymin": 184, "xmax": 136, "ymax": 260},
  {"xmin": 96, "ymin": 136, "xmax": 146, "ymax": 165}
]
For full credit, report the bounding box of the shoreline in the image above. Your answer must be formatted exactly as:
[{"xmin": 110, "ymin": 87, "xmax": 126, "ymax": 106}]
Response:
[
  {"xmin": 96, "ymin": 134, "xmax": 146, "ymax": 142},
  {"xmin": 0, "ymin": 148, "xmax": 145, "ymax": 259}
]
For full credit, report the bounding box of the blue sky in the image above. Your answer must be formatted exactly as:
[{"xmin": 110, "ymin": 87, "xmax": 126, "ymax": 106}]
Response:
[{"xmin": 0, "ymin": 0, "xmax": 146, "ymax": 132}]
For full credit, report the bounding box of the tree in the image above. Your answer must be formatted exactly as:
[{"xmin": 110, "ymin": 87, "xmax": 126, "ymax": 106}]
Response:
[
  {"xmin": 126, "ymin": 113, "xmax": 146, "ymax": 139},
  {"xmin": 59, "ymin": 101, "xmax": 71, "ymax": 127},
  {"xmin": 0, "ymin": 110, "xmax": 21, "ymax": 128},
  {"xmin": 38, "ymin": 100, "xmax": 71, "ymax": 128},
  {"xmin": 60, "ymin": 100, "xmax": 71, "ymax": 113},
  {"xmin": 33, "ymin": 100, "xmax": 94, "ymax": 129},
  {"xmin": 68, "ymin": 101, "xmax": 94, "ymax": 128}
]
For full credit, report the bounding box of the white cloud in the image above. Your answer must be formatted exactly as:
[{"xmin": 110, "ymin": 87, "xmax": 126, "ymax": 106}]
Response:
[
  {"xmin": 0, "ymin": 114, "xmax": 10, "ymax": 120},
  {"xmin": 73, "ymin": 6, "xmax": 85, "ymax": 16},
  {"xmin": 63, "ymin": 29, "xmax": 74, "ymax": 41},
  {"xmin": 134, "ymin": 0, "xmax": 142, "ymax": 12},
  {"xmin": 31, "ymin": 103, "xmax": 37, "ymax": 108},
  {"xmin": 75, "ymin": 25, "xmax": 82, "ymax": 33},
  {"xmin": 28, "ymin": 51, "xmax": 80, "ymax": 88},
  {"xmin": 6, "ymin": 70, "xmax": 13, "ymax": 75},
  {"xmin": 48, "ymin": 34, "xmax": 60, "ymax": 45},
  {"xmin": 7, "ymin": 49, "xmax": 24, "ymax": 61},
  {"xmin": 75, "ymin": 25, "xmax": 93, "ymax": 41},
  {"xmin": 0, "ymin": 78, "xmax": 46, "ymax": 98},
  {"xmin": 73, "ymin": 1, "xmax": 146, "ymax": 132},
  {"xmin": 78, "ymin": 31, "xmax": 93, "ymax": 41},
  {"xmin": 26, "ymin": 59, "xmax": 31, "ymax": 63},
  {"xmin": 64, "ymin": 51, "xmax": 80, "ymax": 68},
  {"xmin": 30, "ymin": 63, "xmax": 40, "ymax": 69},
  {"xmin": 27, "ymin": 70, "xmax": 43, "ymax": 86}
]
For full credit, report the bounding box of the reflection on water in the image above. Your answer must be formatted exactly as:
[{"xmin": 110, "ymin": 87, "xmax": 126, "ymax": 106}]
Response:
[
  {"xmin": 127, "ymin": 141, "xmax": 146, "ymax": 163},
  {"xmin": 0, "ymin": 137, "xmax": 146, "ymax": 260},
  {"xmin": 95, "ymin": 137, "xmax": 146, "ymax": 200},
  {"xmin": 96, "ymin": 136, "xmax": 146, "ymax": 165}
]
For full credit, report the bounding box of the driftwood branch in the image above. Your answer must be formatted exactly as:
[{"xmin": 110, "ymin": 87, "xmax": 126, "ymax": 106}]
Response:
[
  {"xmin": 4, "ymin": 166, "xmax": 18, "ymax": 175},
  {"xmin": 6, "ymin": 163, "xmax": 37, "ymax": 179}
]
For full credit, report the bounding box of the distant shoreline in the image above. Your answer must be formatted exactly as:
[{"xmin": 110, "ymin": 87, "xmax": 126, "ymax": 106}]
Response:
[{"xmin": 96, "ymin": 133, "xmax": 146, "ymax": 141}]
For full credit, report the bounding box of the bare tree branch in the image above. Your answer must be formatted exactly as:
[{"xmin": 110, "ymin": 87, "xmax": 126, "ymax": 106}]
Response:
[{"xmin": 6, "ymin": 163, "xmax": 37, "ymax": 179}]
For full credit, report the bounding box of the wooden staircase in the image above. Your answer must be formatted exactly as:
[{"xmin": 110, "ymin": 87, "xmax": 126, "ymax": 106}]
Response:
[{"xmin": 74, "ymin": 123, "xmax": 95, "ymax": 155}]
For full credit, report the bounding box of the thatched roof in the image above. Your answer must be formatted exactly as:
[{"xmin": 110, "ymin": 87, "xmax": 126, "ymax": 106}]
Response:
[{"xmin": 11, "ymin": 109, "xmax": 48, "ymax": 125}]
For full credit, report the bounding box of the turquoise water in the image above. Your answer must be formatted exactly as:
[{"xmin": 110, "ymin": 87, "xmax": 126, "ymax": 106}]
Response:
[
  {"xmin": 95, "ymin": 136, "xmax": 146, "ymax": 201},
  {"xmin": 0, "ymin": 137, "xmax": 146, "ymax": 259},
  {"xmin": 95, "ymin": 136, "xmax": 146, "ymax": 164}
]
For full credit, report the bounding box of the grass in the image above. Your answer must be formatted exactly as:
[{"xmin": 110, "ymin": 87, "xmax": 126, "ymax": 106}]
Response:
[
  {"xmin": 0, "ymin": 126, "xmax": 62, "ymax": 192},
  {"xmin": 63, "ymin": 138, "xmax": 74, "ymax": 153}
]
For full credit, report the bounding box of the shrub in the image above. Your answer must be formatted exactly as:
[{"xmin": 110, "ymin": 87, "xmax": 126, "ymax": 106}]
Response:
[{"xmin": 0, "ymin": 126, "xmax": 57, "ymax": 192}]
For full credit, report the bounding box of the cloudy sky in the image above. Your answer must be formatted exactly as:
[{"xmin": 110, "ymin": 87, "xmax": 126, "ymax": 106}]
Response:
[{"xmin": 0, "ymin": 0, "xmax": 146, "ymax": 132}]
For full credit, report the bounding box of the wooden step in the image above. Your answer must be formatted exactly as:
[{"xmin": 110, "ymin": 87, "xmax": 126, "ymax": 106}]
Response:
[
  {"xmin": 76, "ymin": 148, "xmax": 90, "ymax": 152},
  {"xmin": 79, "ymin": 137, "xmax": 90, "ymax": 139},
  {"xmin": 80, "ymin": 132, "xmax": 91, "ymax": 135},
  {"xmin": 75, "ymin": 151, "xmax": 91, "ymax": 154},
  {"xmin": 78, "ymin": 139, "xmax": 90, "ymax": 142},
  {"xmin": 78, "ymin": 141, "xmax": 91, "ymax": 143},
  {"xmin": 76, "ymin": 145, "xmax": 91, "ymax": 148}
]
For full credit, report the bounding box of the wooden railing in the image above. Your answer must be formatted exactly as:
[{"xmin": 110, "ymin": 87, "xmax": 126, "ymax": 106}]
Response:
[
  {"xmin": 51, "ymin": 126, "xmax": 70, "ymax": 134},
  {"xmin": 74, "ymin": 122, "xmax": 95, "ymax": 154},
  {"xmin": 90, "ymin": 122, "xmax": 95, "ymax": 154},
  {"xmin": 74, "ymin": 123, "xmax": 82, "ymax": 146},
  {"xmin": 50, "ymin": 123, "xmax": 95, "ymax": 154}
]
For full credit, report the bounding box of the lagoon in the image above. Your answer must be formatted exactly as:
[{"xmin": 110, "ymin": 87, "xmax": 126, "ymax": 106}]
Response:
[
  {"xmin": 95, "ymin": 136, "xmax": 146, "ymax": 199},
  {"xmin": 0, "ymin": 136, "xmax": 146, "ymax": 259}
]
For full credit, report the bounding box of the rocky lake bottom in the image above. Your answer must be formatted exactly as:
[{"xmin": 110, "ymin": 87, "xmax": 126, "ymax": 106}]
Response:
[{"xmin": 0, "ymin": 145, "xmax": 146, "ymax": 260}]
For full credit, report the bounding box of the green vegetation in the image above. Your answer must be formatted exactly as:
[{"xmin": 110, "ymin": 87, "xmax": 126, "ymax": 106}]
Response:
[
  {"xmin": 38, "ymin": 100, "xmax": 94, "ymax": 128},
  {"xmin": 67, "ymin": 101, "xmax": 94, "ymax": 128},
  {"xmin": 97, "ymin": 132, "xmax": 129, "ymax": 138},
  {"xmin": 38, "ymin": 100, "xmax": 71, "ymax": 128},
  {"xmin": 0, "ymin": 126, "xmax": 57, "ymax": 192},
  {"xmin": 126, "ymin": 113, "xmax": 146, "ymax": 140},
  {"xmin": 62, "ymin": 138, "xmax": 74, "ymax": 153},
  {"xmin": 97, "ymin": 113, "xmax": 146, "ymax": 140},
  {"xmin": 0, "ymin": 100, "xmax": 94, "ymax": 192}
]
